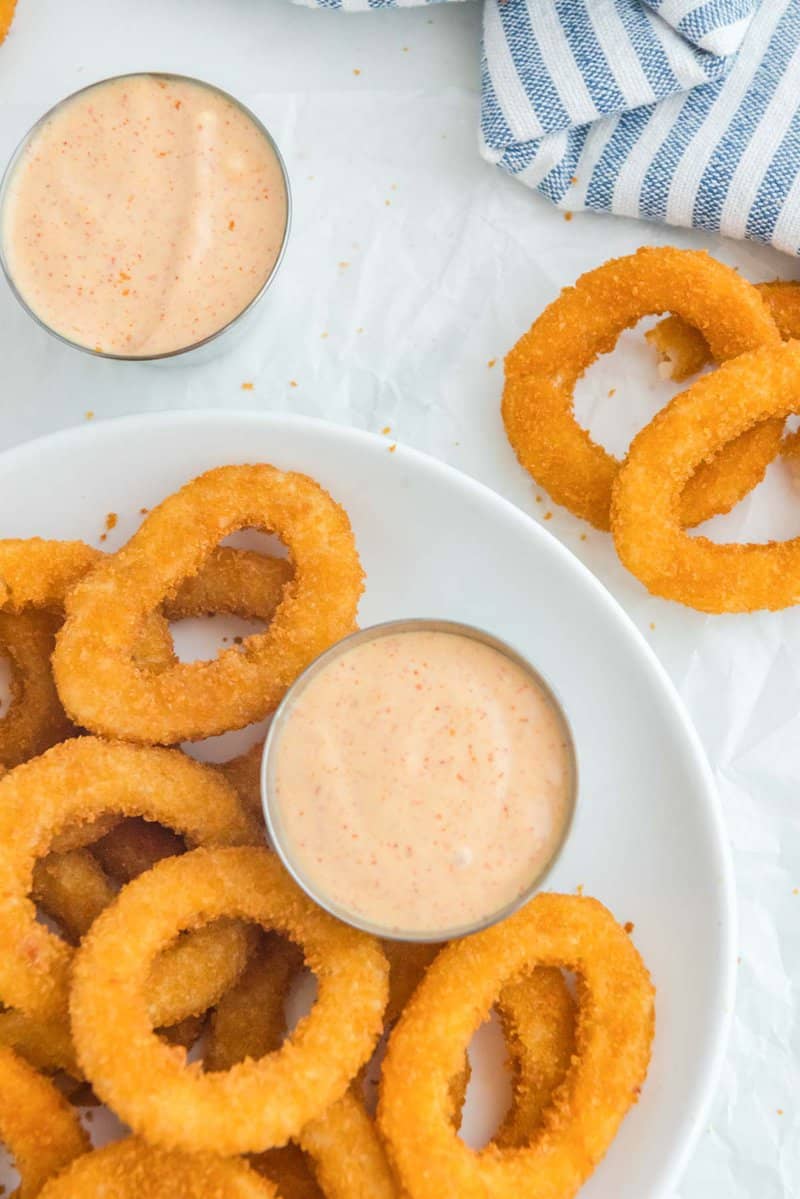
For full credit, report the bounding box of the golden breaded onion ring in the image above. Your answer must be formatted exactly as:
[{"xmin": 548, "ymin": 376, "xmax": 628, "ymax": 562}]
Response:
[
  {"xmin": 0, "ymin": 1046, "xmax": 89, "ymax": 1199},
  {"xmin": 378, "ymin": 893, "xmax": 654, "ymax": 1199},
  {"xmin": 0, "ymin": 738, "xmax": 260, "ymax": 1032},
  {"xmin": 502, "ymin": 247, "xmax": 782, "ymax": 531},
  {"xmin": 0, "ymin": 610, "xmax": 73, "ymax": 770},
  {"xmin": 70, "ymin": 846, "xmax": 388, "ymax": 1155},
  {"xmin": 52, "ymin": 465, "xmax": 363, "ymax": 744},
  {"xmin": 37, "ymin": 1138, "xmax": 278, "ymax": 1199},
  {"xmin": 612, "ymin": 340, "xmax": 800, "ymax": 612}
]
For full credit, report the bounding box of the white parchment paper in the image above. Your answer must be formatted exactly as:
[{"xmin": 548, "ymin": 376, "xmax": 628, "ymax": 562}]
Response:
[{"xmin": 0, "ymin": 0, "xmax": 798, "ymax": 1193}]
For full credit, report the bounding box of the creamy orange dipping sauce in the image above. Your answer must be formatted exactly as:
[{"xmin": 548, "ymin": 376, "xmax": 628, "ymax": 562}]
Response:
[
  {"xmin": 1, "ymin": 74, "xmax": 287, "ymax": 356},
  {"xmin": 269, "ymin": 629, "xmax": 574, "ymax": 935}
]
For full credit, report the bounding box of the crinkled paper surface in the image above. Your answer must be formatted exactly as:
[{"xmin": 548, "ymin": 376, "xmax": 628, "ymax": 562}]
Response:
[{"xmin": 0, "ymin": 0, "xmax": 797, "ymax": 1194}]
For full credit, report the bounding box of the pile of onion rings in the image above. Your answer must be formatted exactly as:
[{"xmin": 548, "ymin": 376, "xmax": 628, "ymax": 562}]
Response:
[
  {"xmin": 502, "ymin": 248, "xmax": 800, "ymax": 611},
  {"xmin": 0, "ymin": 462, "xmax": 655, "ymax": 1198}
]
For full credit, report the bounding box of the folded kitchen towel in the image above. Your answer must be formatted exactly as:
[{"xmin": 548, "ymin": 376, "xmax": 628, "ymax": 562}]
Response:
[{"xmin": 295, "ymin": 0, "xmax": 800, "ymax": 257}]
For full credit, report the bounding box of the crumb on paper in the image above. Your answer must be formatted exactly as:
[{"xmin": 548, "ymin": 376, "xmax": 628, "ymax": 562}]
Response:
[
  {"xmin": 228, "ymin": 220, "xmax": 235, "ymax": 231},
  {"xmin": 85, "ymin": 410, "xmax": 95, "ymax": 421},
  {"xmin": 338, "ymin": 261, "xmax": 350, "ymax": 270},
  {"xmin": 233, "ymin": 636, "xmax": 243, "ymax": 645},
  {"xmin": 624, "ymin": 921, "xmax": 635, "ymax": 934},
  {"xmin": 580, "ymin": 533, "xmax": 587, "ymax": 541},
  {"xmin": 241, "ymin": 381, "xmax": 254, "ymax": 391},
  {"xmin": 382, "ymin": 426, "xmax": 391, "ymax": 435},
  {"xmin": 321, "ymin": 331, "xmax": 329, "ymax": 339},
  {"xmin": 544, "ymin": 511, "xmax": 553, "ymax": 521},
  {"xmin": 575, "ymin": 883, "xmax": 584, "ymax": 896},
  {"xmin": 564, "ymin": 212, "xmax": 573, "ymax": 222},
  {"xmin": 793, "ymin": 888, "xmax": 799, "ymax": 895},
  {"xmin": 99, "ymin": 512, "xmax": 118, "ymax": 543},
  {"xmin": 570, "ymin": 175, "xmax": 578, "ymax": 184},
  {"xmin": 388, "ymin": 443, "xmax": 397, "ymax": 453},
  {"xmin": 353, "ymin": 68, "xmax": 361, "ymax": 76},
  {"xmin": 402, "ymin": 46, "xmax": 409, "ymax": 52},
  {"xmin": 139, "ymin": 507, "xmax": 148, "ymax": 516},
  {"xmin": 385, "ymin": 199, "xmax": 391, "ymax": 207},
  {"xmin": 535, "ymin": 494, "xmax": 542, "ymax": 504},
  {"xmin": 608, "ymin": 387, "xmax": 616, "ymax": 397},
  {"xmin": 777, "ymin": 1109, "xmax": 784, "ymax": 1116},
  {"xmin": 650, "ymin": 621, "xmax": 656, "ymax": 630},
  {"xmin": 289, "ymin": 380, "xmax": 298, "ymax": 388},
  {"xmin": 487, "ymin": 358, "xmax": 497, "ymax": 368}
]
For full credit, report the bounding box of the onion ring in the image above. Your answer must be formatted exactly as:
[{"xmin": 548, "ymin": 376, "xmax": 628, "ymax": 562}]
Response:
[
  {"xmin": 647, "ymin": 279, "xmax": 800, "ymax": 381},
  {"xmin": 0, "ymin": 1046, "xmax": 89, "ymax": 1199},
  {"xmin": 0, "ymin": 610, "xmax": 73, "ymax": 769},
  {"xmin": 494, "ymin": 967, "xmax": 576, "ymax": 1149},
  {"xmin": 0, "ymin": 737, "xmax": 260, "ymax": 1032},
  {"xmin": 217, "ymin": 740, "xmax": 267, "ymax": 820},
  {"xmin": 70, "ymin": 846, "xmax": 388, "ymax": 1154},
  {"xmin": 36, "ymin": 1138, "xmax": 278, "ymax": 1199},
  {"xmin": 205, "ymin": 934, "xmax": 301, "ymax": 1072},
  {"xmin": 32, "ymin": 848, "xmax": 115, "ymax": 944},
  {"xmin": 52, "ymin": 465, "xmax": 363, "ymax": 744},
  {"xmin": 612, "ymin": 340, "xmax": 800, "ymax": 612},
  {"xmin": 502, "ymin": 247, "xmax": 782, "ymax": 531},
  {"xmin": 378, "ymin": 893, "xmax": 654, "ymax": 1199},
  {"xmin": 91, "ymin": 818, "xmax": 186, "ymax": 884}
]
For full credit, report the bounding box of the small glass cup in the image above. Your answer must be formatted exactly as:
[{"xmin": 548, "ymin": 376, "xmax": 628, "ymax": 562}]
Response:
[
  {"xmin": 262, "ymin": 618, "xmax": 578, "ymax": 943},
  {"xmin": 0, "ymin": 72, "xmax": 291, "ymax": 363}
]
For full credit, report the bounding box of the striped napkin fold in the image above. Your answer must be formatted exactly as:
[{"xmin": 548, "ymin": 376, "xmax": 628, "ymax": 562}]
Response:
[{"xmin": 293, "ymin": 0, "xmax": 800, "ymax": 257}]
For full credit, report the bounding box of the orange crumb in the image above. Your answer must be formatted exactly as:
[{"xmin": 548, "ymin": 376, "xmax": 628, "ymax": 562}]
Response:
[
  {"xmin": 119, "ymin": 271, "xmax": 131, "ymax": 281},
  {"xmin": 321, "ymin": 332, "xmax": 329, "ymax": 339},
  {"xmin": 535, "ymin": 495, "xmax": 542, "ymax": 504},
  {"xmin": 289, "ymin": 380, "xmax": 298, "ymax": 388},
  {"xmin": 649, "ymin": 622, "xmax": 656, "ymax": 630},
  {"xmin": 385, "ymin": 200, "xmax": 391, "ymax": 207},
  {"xmin": 174, "ymin": 100, "xmax": 182, "ymax": 110},
  {"xmin": 487, "ymin": 358, "xmax": 497, "ymax": 368},
  {"xmin": 579, "ymin": 533, "xmax": 587, "ymax": 541},
  {"xmin": 777, "ymin": 1109, "xmax": 784, "ymax": 1116},
  {"xmin": 382, "ymin": 426, "xmax": 391, "ymax": 435},
  {"xmin": 570, "ymin": 175, "xmax": 578, "ymax": 184},
  {"xmin": 338, "ymin": 261, "xmax": 350, "ymax": 269},
  {"xmin": 544, "ymin": 512, "xmax": 553, "ymax": 521},
  {"xmin": 624, "ymin": 921, "xmax": 635, "ymax": 934},
  {"xmin": 85, "ymin": 410, "xmax": 94, "ymax": 421},
  {"xmin": 241, "ymin": 381, "xmax": 254, "ymax": 391},
  {"xmin": 353, "ymin": 68, "xmax": 361, "ymax": 76},
  {"xmin": 228, "ymin": 220, "xmax": 236, "ymax": 231},
  {"xmin": 608, "ymin": 387, "xmax": 616, "ymax": 397},
  {"xmin": 563, "ymin": 212, "xmax": 573, "ymax": 222},
  {"xmin": 388, "ymin": 444, "xmax": 397, "ymax": 453},
  {"xmin": 575, "ymin": 883, "xmax": 584, "ymax": 896},
  {"xmin": 793, "ymin": 888, "xmax": 799, "ymax": 895},
  {"xmin": 105, "ymin": 513, "xmax": 118, "ymax": 532},
  {"xmin": 139, "ymin": 508, "xmax": 149, "ymax": 515}
]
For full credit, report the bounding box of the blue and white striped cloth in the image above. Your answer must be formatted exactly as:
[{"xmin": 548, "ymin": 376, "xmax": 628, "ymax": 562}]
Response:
[{"xmin": 295, "ymin": 0, "xmax": 800, "ymax": 257}]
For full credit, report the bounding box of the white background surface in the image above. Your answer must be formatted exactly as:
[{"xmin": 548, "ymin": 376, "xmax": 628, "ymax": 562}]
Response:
[{"xmin": 0, "ymin": 1, "xmax": 798, "ymax": 1194}]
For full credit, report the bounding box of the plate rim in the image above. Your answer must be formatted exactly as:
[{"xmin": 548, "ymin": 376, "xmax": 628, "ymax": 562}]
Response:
[{"xmin": 0, "ymin": 408, "xmax": 736, "ymax": 1196}]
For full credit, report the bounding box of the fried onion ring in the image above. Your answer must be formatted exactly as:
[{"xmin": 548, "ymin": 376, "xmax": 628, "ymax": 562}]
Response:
[
  {"xmin": 36, "ymin": 1138, "xmax": 278, "ymax": 1199},
  {"xmin": 0, "ymin": 738, "xmax": 260, "ymax": 1033},
  {"xmin": 494, "ymin": 967, "xmax": 576, "ymax": 1149},
  {"xmin": 70, "ymin": 846, "xmax": 388, "ymax": 1154},
  {"xmin": 612, "ymin": 340, "xmax": 800, "ymax": 612},
  {"xmin": 217, "ymin": 740, "xmax": 267, "ymax": 821},
  {"xmin": 0, "ymin": 610, "xmax": 73, "ymax": 769},
  {"xmin": 0, "ymin": 1047, "xmax": 89, "ymax": 1199},
  {"xmin": 646, "ymin": 279, "xmax": 800, "ymax": 381},
  {"xmin": 378, "ymin": 893, "xmax": 654, "ymax": 1199},
  {"xmin": 53, "ymin": 466, "xmax": 363, "ymax": 744},
  {"xmin": 502, "ymin": 247, "xmax": 782, "ymax": 531}
]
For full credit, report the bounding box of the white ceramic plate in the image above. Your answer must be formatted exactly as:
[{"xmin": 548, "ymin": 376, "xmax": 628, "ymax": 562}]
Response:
[{"xmin": 0, "ymin": 411, "xmax": 734, "ymax": 1198}]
